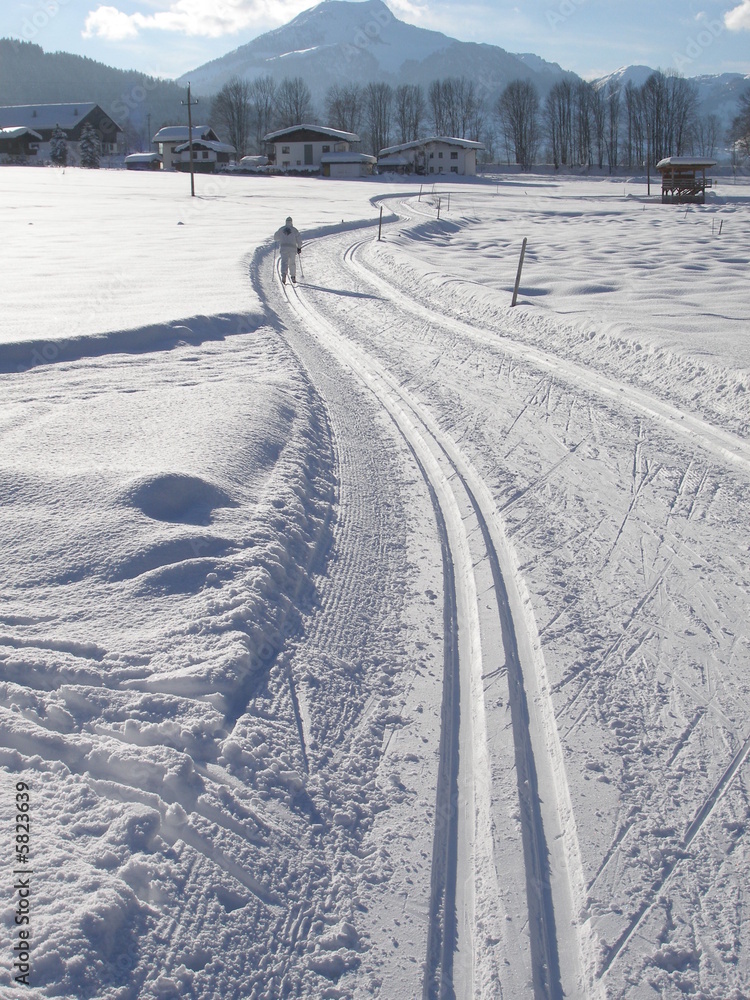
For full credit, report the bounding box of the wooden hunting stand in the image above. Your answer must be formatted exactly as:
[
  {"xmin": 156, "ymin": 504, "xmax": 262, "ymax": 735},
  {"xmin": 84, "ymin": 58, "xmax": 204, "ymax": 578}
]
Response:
[{"xmin": 656, "ymin": 156, "xmax": 716, "ymax": 204}]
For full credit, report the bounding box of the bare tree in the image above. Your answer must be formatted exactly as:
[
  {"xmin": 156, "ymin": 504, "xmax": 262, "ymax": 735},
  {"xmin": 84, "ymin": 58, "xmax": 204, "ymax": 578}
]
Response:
[
  {"xmin": 428, "ymin": 79, "xmax": 448, "ymax": 136},
  {"xmin": 325, "ymin": 83, "xmax": 363, "ymax": 134},
  {"xmin": 573, "ymin": 79, "xmax": 593, "ymax": 166},
  {"xmin": 590, "ymin": 83, "xmax": 607, "ymax": 169},
  {"xmin": 429, "ymin": 76, "xmax": 483, "ymax": 139},
  {"xmin": 728, "ymin": 88, "xmax": 750, "ymax": 158},
  {"xmin": 639, "ymin": 70, "xmax": 698, "ymax": 165},
  {"xmin": 625, "ymin": 80, "xmax": 645, "ymax": 168},
  {"xmin": 693, "ymin": 113, "xmax": 721, "ymax": 157},
  {"xmin": 394, "ymin": 83, "xmax": 425, "ymax": 144},
  {"xmin": 363, "ymin": 81, "xmax": 393, "ymax": 154},
  {"xmin": 496, "ymin": 79, "xmax": 539, "ymax": 170},
  {"xmin": 605, "ymin": 80, "xmax": 621, "ymax": 172},
  {"xmin": 544, "ymin": 79, "xmax": 573, "ymax": 168},
  {"xmin": 249, "ymin": 75, "xmax": 277, "ymax": 152},
  {"xmin": 275, "ymin": 77, "xmax": 314, "ymax": 129},
  {"xmin": 211, "ymin": 76, "xmax": 252, "ymax": 157}
]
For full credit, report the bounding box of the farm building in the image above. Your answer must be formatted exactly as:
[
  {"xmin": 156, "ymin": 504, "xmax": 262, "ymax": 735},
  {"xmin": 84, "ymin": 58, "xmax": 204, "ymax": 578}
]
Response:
[
  {"xmin": 378, "ymin": 136, "xmax": 484, "ymax": 176},
  {"xmin": 0, "ymin": 126, "xmax": 42, "ymax": 161},
  {"xmin": 0, "ymin": 104, "xmax": 122, "ymax": 162},
  {"xmin": 125, "ymin": 152, "xmax": 162, "ymax": 171},
  {"xmin": 264, "ymin": 125, "xmax": 360, "ymax": 173},
  {"xmin": 656, "ymin": 157, "xmax": 717, "ymax": 204},
  {"xmin": 321, "ymin": 151, "xmax": 377, "ymax": 178}
]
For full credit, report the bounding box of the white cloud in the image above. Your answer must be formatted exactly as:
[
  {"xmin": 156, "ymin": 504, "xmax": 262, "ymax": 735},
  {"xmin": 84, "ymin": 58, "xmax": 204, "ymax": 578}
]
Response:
[
  {"xmin": 386, "ymin": 0, "xmax": 428, "ymax": 21},
  {"xmin": 725, "ymin": 0, "xmax": 750, "ymax": 31},
  {"xmin": 83, "ymin": 6, "xmax": 141, "ymax": 40},
  {"xmin": 82, "ymin": 0, "xmax": 306, "ymax": 40}
]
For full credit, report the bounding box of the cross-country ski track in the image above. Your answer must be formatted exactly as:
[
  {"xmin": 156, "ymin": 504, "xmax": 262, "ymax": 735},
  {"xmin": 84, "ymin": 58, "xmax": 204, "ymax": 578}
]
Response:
[
  {"xmin": 3, "ymin": 171, "xmax": 749, "ymax": 1000},
  {"xmin": 255, "ymin": 190, "xmax": 750, "ymax": 999}
]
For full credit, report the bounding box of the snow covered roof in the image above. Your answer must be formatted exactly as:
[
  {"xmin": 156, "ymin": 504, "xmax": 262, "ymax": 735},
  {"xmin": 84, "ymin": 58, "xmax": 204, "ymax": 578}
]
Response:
[
  {"xmin": 0, "ymin": 126, "xmax": 42, "ymax": 141},
  {"xmin": 124, "ymin": 152, "xmax": 162, "ymax": 163},
  {"xmin": 320, "ymin": 151, "xmax": 376, "ymax": 164},
  {"xmin": 264, "ymin": 124, "xmax": 360, "ymax": 143},
  {"xmin": 379, "ymin": 136, "xmax": 485, "ymax": 156},
  {"xmin": 173, "ymin": 139, "xmax": 236, "ymax": 154},
  {"xmin": 153, "ymin": 125, "xmax": 218, "ymax": 144},
  {"xmin": 656, "ymin": 156, "xmax": 717, "ymax": 169},
  {"xmin": 0, "ymin": 103, "xmax": 105, "ymax": 131}
]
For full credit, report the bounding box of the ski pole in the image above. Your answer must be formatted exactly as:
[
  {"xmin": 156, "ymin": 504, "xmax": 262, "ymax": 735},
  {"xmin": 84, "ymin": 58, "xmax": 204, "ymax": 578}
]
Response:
[{"xmin": 298, "ymin": 249, "xmax": 305, "ymax": 280}]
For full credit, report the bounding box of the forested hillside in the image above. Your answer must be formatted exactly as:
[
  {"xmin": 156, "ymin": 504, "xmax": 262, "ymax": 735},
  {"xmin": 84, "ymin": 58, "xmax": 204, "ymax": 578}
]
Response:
[{"xmin": 0, "ymin": 39, "xmax": 189, "ymax": 150}]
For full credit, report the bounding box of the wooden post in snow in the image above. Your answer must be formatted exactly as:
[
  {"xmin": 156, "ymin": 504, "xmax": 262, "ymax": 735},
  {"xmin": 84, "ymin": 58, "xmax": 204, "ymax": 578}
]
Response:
[
  {"xmin": 378, "ymin": 204, "xmax": 383, "ymax": 241},
  {"xmin": 419, "ymin": 185, "xmax": 423, "ymax": 201},
  {"xmin": 511, "ymin": 237, "xmax": 528, "ymax": 307},
  {"xmin": 437, "ymin": 197, "xmax": 441, "ymax": 220}
]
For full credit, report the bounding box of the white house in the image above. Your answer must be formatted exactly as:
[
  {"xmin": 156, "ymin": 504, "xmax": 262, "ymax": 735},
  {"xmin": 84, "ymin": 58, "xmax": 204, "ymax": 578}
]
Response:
[
  {"xmin": 263, "ymin": 125, "xmax": 360, "ymax": 173},
  {"xmin": 152, "ymin": 125, "xmax": 225, "ymax": 171},
  {"xmin": 172, "ymin": 137, "xmax": 236, "ymax": 173},
  {"xmin": 378, "ymin": 136, "xmax": 484, "ymax": 176}
]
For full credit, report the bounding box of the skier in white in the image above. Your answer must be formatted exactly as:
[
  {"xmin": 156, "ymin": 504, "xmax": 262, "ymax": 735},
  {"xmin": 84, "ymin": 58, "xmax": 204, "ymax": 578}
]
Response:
[{"xmin": 274, "ymin": 216, "xmax": 302, "ymax": 284}]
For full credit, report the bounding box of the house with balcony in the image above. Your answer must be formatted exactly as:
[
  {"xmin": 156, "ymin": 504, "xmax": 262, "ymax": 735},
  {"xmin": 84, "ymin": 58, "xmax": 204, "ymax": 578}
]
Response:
[
  {"xmin": 378, "ymin": 136, "xmax": 484, "ymax": 176},
  {"xmin": 153, "ymin": 125, "xmax": 228, "ymax": 171},
  {"xmin": 263, "ymin": 125, "xmax": 361, "ymax": 173},
  {"xmin": 0, "ymin": 103, "xmax": 122, "ymax": 162}
]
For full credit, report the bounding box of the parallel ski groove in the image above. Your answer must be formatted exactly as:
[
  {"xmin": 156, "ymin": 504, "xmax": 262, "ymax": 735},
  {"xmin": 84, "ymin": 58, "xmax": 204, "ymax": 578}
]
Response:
[{"xmin": 283, "ymin": 253, "xmax": 574, "ymax": 999}]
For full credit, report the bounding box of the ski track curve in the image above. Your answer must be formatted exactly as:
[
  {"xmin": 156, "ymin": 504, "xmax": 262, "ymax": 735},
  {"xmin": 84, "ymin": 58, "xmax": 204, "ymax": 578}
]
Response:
[{"xmin": 275, "ymin": 244, "xmax": 593, "ymax": 998}]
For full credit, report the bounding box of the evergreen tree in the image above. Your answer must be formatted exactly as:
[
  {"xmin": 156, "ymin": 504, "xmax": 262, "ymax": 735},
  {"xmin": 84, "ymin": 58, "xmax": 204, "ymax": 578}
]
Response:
[
  {"xmin": 50, "ymin": 126, "xmax": 68, "ymax": 166},
  {"xmin": 79, "ymin": 122, "xmax": 101, "ymax": 168}
]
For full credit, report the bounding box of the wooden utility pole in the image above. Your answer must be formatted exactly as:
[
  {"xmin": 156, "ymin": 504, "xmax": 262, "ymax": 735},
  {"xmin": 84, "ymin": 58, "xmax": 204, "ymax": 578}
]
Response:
[{"xmin": 181, "ymin": 82, "xmax": 199, "ymax": 197}]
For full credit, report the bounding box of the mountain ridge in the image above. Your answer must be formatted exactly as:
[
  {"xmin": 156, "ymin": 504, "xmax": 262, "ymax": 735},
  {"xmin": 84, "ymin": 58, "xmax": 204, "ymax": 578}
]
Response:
[{"xmin": 176, "ymin": 0, "xmax": 575, "ymax": 103}]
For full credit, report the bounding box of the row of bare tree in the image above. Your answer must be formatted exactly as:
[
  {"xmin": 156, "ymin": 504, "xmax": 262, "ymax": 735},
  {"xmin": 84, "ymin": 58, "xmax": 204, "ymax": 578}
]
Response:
[
  {"xmin": 210, "ymin": 74, "xmax": 485, "ymax": 157},
  {"xmin": 497, "ymin": 71, "xmax": 729, "ymax": 171},
  {"xmin": 210, "ymin": 70, "xmax": 749, "ymax": 168}
]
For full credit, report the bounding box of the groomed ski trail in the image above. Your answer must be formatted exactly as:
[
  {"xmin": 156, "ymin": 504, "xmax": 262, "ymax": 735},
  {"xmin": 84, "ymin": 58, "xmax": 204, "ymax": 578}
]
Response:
[{"xmin": 270, "ymin": 238, "xmax": 593, "ymax": 1000}]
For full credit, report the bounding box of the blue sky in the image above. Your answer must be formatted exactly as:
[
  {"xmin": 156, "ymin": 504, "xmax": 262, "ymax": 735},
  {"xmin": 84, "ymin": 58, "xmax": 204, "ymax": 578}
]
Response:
[{"xmin": 3, "ymin": 0, "xmax": 750, "ymax": 80}]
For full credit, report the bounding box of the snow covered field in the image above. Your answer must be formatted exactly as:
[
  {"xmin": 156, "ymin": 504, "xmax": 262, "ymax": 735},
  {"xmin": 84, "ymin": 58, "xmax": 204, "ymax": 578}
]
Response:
[{"xmin": 1, "ymin": 165, "xmax": 749, "ymax": 1000}]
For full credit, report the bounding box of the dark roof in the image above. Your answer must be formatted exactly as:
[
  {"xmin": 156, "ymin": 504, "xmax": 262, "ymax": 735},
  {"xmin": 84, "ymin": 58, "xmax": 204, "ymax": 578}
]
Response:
[
  {"xmin": 264, "ymin": 124, "xmax": 360, "ymax": 143},
  {"xmin": 0, "ymin": 103, "xmax": 121, "ymax": 135}
]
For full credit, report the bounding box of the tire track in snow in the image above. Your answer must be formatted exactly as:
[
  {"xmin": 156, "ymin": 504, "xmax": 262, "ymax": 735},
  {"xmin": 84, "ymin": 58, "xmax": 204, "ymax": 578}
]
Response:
[{"xmin": 280, "ymin": 257, "xmax": 591, "ymax": 999}]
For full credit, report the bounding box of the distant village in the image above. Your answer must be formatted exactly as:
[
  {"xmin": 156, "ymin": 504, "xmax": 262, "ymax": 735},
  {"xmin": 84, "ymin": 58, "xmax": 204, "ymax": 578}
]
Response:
[
  {"xmin": 0, "ymin": 100, "xmax": 484, "ymax": 179},
  {"xmin": 0, "ymin": 61, "xmax": 748, "ymax": 193}
]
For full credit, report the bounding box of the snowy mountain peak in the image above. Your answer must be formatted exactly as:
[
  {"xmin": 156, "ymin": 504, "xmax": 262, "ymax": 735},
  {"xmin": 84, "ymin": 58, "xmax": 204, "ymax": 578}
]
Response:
[{"xmin": 177, "ymin": 0, "xmax": 558, "ymax": 100}]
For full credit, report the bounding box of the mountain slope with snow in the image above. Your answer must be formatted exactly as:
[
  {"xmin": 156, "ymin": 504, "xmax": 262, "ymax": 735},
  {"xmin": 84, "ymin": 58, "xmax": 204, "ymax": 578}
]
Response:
[{"xmin": 178, "ymin": 0, "xmax": 571, "ymax": 102}]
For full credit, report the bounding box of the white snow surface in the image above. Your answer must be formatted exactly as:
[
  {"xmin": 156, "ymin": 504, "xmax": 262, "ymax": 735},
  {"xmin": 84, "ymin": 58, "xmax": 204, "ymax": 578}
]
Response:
[{"xmin": 1, "ymin": 166, "xmax": 749, "ymax": 1000}]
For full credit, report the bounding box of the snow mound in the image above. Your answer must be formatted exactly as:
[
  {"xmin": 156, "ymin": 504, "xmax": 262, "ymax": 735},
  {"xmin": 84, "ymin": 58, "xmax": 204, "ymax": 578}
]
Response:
[{"xmin": 125, "ymin": 473, "xmax": 237, "ymax": 525}]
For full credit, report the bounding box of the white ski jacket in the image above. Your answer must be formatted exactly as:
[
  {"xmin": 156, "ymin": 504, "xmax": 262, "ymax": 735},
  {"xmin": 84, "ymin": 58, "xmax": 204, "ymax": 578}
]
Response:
[{"xmin": 274, "ymin": 218, "xmax": 302, "ymax": 253}]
